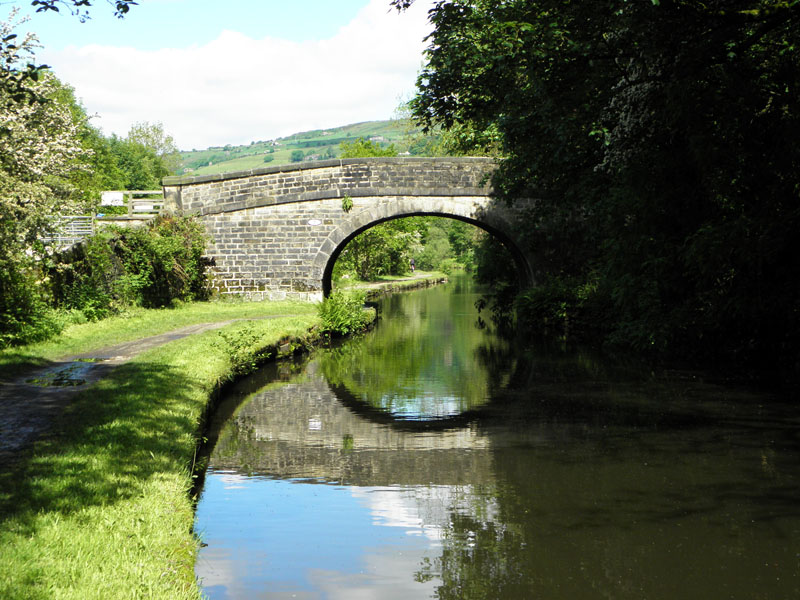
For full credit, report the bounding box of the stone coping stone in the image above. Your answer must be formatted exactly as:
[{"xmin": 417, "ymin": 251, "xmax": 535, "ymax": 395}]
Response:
[{"xmin": 163, "ymin": 156, "xmax": 497, "ymax": 187}]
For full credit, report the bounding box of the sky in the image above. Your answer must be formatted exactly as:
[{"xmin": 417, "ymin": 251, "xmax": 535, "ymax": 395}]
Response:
[{"xmin": 6, "ymin": 0, "xmax": 435, "ymax": 150}]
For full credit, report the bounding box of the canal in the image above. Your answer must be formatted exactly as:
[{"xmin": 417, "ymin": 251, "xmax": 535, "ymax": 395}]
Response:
[{"xmin": 194, "ymin": 275, "xmax": 800, "ymax": 599}]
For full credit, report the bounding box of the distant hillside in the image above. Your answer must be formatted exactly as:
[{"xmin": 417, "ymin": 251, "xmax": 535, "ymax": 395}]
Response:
[{"xmin": 178, "ymin": 120, "xmax": 436, "ymax": 177}]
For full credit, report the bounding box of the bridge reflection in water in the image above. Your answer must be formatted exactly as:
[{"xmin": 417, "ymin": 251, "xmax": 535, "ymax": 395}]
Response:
[
  {"xmin": 210, "ymin": 363, "xmax": 495, "ymax": 486},
  {"xmin": 194, "ymin": 277, "xmax": 800, "ymax": 600}
]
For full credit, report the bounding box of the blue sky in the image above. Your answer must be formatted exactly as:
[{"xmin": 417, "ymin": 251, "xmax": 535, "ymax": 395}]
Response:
[
  {"xmin": 6, "ymin": 0, "xmax": 434, "ymax": 149},
  {"xmin": 16, "ymin": 0, "xmax": 386, "ymax": 49}
]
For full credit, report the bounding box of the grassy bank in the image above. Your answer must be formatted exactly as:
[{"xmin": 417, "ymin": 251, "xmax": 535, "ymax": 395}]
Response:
[
  {"xmin": 0, "ymin": 299, "xmax": 317, "ymax": 380},
  {"xmin": 0, "ymin": 303, "xmax": 320, "ymax": 599}
]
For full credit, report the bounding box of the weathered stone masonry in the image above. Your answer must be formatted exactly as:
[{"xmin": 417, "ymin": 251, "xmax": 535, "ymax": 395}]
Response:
[{"xmin": 162, "ymin": 157, "xmax": 535, "ymax": 301}]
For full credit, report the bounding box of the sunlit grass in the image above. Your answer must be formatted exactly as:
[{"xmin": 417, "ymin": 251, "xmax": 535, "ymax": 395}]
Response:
[
  {"xmin": 0, "ymin": 299, "xmax": 317, "ymax": 380},
  {"xmin": 0, "ymin": 310, "xmax": 319, "ymax": 599}
]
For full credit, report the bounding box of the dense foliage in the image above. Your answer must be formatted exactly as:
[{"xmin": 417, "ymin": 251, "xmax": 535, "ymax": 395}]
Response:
[
  {"xmin": 339, "ymin": 137, "xmax": 398, "ymax": 158},
  {"xmin": 0, "ymin": 10, "xmax": 196, "ymax": 348},
  {"xmin": 399, "ymin": 0, "xmax": 800, "ymax": 372},
  {"xmin": 49, "ymin": 216, "xmax": 210, "ymax": 318},
  {"xmin": 0, "ymin": 11, "xmax": 92, "ymax": 346}
]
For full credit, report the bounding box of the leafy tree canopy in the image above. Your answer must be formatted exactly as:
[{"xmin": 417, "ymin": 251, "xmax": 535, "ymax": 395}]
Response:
[
  {"xmin": 126, "ymin": 121, "xmax": 181, "ymax": 175},
  {"xmin": 339, "ymin": 137, "xmax": 398, "ymax": 158},
  {"xmin": 398, "ymin": 0, "xmax": 800, "ymax": 369}
]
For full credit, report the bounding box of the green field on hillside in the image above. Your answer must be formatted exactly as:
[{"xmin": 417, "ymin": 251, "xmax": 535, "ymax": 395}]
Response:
[{"xmin": 179, "ymin": 119, "xmax": 432, "ymax": 177}]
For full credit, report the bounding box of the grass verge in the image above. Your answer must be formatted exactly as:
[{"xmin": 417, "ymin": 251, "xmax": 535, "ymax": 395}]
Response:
[
  {"xmin": 0, "ymin": 299, "xmax": 317, "ymax": 380},
  {"xmin": 0, "ymin": 309, "xmax": 320, "ymax": 599}
]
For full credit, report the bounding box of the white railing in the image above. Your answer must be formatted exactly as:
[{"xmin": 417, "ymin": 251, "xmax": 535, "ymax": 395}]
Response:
[
  {"xmin": 100, "ymin": 190, "xmax": 164, "ymax": 217},
  {"xmin": 44, "ymin": 215, "xmax": 95, "ymax": 248},
  {"xmin": 43, "ymin": 191, "xmax": 165, "ymax": 249}
]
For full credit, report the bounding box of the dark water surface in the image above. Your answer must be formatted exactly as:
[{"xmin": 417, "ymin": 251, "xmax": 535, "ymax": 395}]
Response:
[{"xmin": 194, "ymin": 276, "xmax": 800, "ymax": 599}]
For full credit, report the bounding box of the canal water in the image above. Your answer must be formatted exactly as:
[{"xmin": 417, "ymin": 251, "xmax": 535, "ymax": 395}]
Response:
[{"xmin": 194, "ymin": 275, "xmax": 800, "ymax": 599}]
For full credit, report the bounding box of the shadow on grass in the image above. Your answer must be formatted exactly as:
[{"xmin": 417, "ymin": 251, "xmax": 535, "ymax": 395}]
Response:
[
  {"xmin": 0, "ymin": 358, "xmax": 203, "ymax": 531},
  {"xmin": 0, "ymin": 353, "xmax": 59, "ymax": 383}
]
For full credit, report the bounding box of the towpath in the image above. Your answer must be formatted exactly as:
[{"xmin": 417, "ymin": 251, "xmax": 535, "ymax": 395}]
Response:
[{"xmin": 0, "ymin": 319, "xmax": 276, "ymax": 464}]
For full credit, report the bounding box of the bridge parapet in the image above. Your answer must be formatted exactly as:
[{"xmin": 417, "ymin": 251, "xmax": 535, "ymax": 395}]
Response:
[{"xmin": 162, "ymin": 157, "xmax": 496, "ymax": 216}]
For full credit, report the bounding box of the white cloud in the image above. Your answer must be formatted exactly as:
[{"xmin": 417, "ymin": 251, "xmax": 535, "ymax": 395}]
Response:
[{"xmin": 42, "ymin": 0, "xmax": 434, "ymax": 150}]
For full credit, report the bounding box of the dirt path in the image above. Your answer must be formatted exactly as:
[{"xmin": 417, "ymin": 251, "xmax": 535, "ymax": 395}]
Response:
[{"xmin": 0, "ymin": 319, "xmax": 279, "ymax": 463}]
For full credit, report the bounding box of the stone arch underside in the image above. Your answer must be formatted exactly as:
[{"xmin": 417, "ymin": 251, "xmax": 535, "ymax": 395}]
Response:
[{"xmin": 313, "ymin": 195, "xmax": 535, "ymax": 297}]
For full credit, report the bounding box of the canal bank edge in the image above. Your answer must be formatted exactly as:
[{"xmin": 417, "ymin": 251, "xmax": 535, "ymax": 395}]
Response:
[
  {"xmin": 0, "ymin": 313, "xmax": 330, "ymax": 599},
  {"xmin": 0, "ymin": 295, "xmax": 383, "ymax": 598},
  {"xmin": 189, "ymin": 306, "xmax": 377, "ymax": 493},
  {"xmin": 343, "ymin": 271, "xmax": 449, "ymax": 302}
]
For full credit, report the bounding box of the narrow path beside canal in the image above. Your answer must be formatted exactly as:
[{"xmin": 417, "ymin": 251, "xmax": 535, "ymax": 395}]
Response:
[{"xmin": 0, "ymin": 317, "xmax": 297, "ymax": 463}]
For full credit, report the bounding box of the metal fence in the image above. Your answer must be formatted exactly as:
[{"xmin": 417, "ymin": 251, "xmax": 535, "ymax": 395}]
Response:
[
  {"xmin": 43, "ymin": 191, "xmax": 165, "ymax": 249},
  {"xmin": 44, "ymin": 215, "xmax": 95, "ymax": 249}
]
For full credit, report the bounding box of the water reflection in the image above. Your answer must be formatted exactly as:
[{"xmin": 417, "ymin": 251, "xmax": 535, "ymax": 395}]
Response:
[
  {"xmin": 317, "ymin": 279, "xmax": 517, "ymax": 421},
  {"xmin": 195, "ymin": 276, "xmax": 800, "ymax": 599}
]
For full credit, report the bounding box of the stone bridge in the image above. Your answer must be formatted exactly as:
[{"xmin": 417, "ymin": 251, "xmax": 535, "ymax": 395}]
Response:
[{"xmin": 162, "ymin": 157, "xmax": 534, "ymax": 301}]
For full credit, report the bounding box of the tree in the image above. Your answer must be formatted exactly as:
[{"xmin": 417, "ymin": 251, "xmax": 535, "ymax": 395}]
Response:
[
  {"xmin": 334, "ymin": 222, "xmax": 421, "ymax": 281},
  {"xmin": 126, "ymin": 121, "xmax": 181, "ymax": 175},
  {"xmin": 30, "ymin": 0, "xmax": 137, "ymax": 20},
  {"xmin": 0, "ymin": 14, "xmax": 93, "ymax": 345},
  {"xmin": 0, "ymin": 9, "xmax": 43, "ymax": 106},
  {"xmin": 398, "ymin": 0, "xmax": 800, "ymax": 370},
  {"xmin": 108, "ymin": 135, "xmax": 163, "ymax": 189},
  {"xmin": 290, "ymin": 149, "xmax": 304, "ymax": 163},
  {"xmin": 1, "ymin": 2, "xmax": 138, "ymax": 102},
  {"xmin": 339, "ymin": 137, "xmax": 397, "ymax": 158}
]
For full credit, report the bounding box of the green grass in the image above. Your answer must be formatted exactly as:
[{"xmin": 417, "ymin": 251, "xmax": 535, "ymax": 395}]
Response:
[
  {"xmin": 0, "ymin": 299, "xmax": 317, "ymax": 380},
  {"xmin": 0, "ymin": 308, "xmax": 320, "ymax": 599}
]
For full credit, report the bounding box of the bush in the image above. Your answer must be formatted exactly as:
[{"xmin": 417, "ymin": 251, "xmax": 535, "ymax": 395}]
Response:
[
  {"xmin": 113, "ymin": 216, "xmax": 210, "ymax": 307},
  {"xmin": 317, "ymin": 290, "xmax": 370, "ymax": 335},
  {"xmin": 515, "ymin": 276, "xmax": 607, "ymax": 344},
  {"xmin": 49, "ymin": 232, "xmax": 121, "ymax": 320},
  {"xmin": 438, "ymin": 258, "xmax": 461, "ymax": 276},
  {"xmin": 0, "ymin": 263, "xmax": 63, "ymax": 348},
  {"xmin": 49, "ymin": 215, "xmax": 211, "ymax": 317}
]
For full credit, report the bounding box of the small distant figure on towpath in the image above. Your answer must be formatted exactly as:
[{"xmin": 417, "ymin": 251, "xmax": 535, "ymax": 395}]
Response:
[{"xmin": 410, "ymin": 257, "xmax": 415, "ymax": 273}]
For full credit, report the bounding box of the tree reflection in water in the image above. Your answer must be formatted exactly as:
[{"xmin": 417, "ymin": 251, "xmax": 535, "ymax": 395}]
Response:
[{"xmin": 195, "ymin": 276, "xmax": 800, "ymax": 600}]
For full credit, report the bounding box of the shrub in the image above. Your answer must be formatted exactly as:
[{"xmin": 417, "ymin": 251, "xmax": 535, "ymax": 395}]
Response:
[
  {"xmin": 49, "ymin": 232, "xmax": 121, "ymax": 320},
  {"xmin": 317, "ymin": 290, "xmax": 370, "ymax": 335},
  {"xmin": 515, "ymin": 276, "xmax": 607, "ymax": 343},
  {"xmin": 113, "ymin": 215, "xmax": 210, "ymax": 307},
  {"xmin": 49, "ymin": 215, "xmax": 211, "ymax": 317},
  {"xmin": 0, "ymin": 263, "xmax": 63, "ymax": 348}
]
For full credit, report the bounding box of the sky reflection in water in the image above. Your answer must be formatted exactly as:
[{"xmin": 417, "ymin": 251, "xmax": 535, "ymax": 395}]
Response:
[{"xmin": 194, "ymin": 276, "xmax": 800, "ymax": 599}]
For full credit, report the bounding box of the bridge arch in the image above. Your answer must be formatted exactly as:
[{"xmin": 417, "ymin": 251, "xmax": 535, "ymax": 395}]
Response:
[
  {"xmin": 162, "ymin": 158, "xmax": 535, "ymax": 301},
  {"xmin": 315, "ymin": 204, "xmax": 534, "ymax": 298}
]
